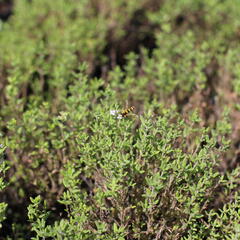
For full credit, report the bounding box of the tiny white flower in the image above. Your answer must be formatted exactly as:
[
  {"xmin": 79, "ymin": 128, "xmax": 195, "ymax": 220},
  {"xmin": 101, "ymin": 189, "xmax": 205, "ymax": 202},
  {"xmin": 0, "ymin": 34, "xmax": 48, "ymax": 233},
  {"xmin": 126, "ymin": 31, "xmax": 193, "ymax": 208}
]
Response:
[
  {"xmin": 117, "ymin": 115, "xmax": 123, "ymax": 119},
  {"xmin": 110, "ymin": 110, "xmax": 118, "ymax": 116},
  {"xmin": 110, "ymin": 110, "xmax": 123, "ymax": 119}
]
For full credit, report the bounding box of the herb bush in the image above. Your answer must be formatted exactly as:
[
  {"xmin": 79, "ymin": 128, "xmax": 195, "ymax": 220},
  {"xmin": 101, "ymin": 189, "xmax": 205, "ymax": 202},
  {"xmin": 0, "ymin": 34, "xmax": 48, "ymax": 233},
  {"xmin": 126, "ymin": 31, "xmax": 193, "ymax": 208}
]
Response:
[{"xmin": 1, "ymin": 0, "xmax": 240, "ymax": 239}]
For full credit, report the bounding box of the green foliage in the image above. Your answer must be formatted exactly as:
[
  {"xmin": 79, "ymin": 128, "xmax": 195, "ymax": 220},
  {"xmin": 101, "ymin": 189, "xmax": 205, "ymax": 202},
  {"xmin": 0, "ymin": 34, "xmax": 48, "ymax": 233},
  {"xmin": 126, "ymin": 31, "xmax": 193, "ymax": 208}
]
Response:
[
  {"xmin": 0, "ymin": 142, "xmax": 8, "ymax": 229},
  {"xmin": 26, "ymin": 100, "xmax": 231, "ymax": 239},
  {"xmin": 1, "ymin": 0, "xmax": 240, "ymax": 239}
]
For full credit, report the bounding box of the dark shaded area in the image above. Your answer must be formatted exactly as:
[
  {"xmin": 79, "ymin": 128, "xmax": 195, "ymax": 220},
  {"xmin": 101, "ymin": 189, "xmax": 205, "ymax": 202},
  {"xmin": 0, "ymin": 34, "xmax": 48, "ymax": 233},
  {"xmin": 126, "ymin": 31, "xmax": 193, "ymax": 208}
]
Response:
[
  {"xmin": 0, "ymin": 0, "xmax": 13, "ymax": 21},
  {"xmin": 92, "ymin": 8, "xmax": 157, "ymax": 79},
  {"xmin": 175, "ymin": 15, "xmax": 185, "ymax": 26},
  {"xmin": 0, "ymin": 192, "xmax": 33, "ymax": 239},
  {"xmin": 1, "ymin": 209, "xmax": 31, "ymax": 239},
  {"xmin": 0, "ymin": 190, "xmax": 67, "ymax": 239}
]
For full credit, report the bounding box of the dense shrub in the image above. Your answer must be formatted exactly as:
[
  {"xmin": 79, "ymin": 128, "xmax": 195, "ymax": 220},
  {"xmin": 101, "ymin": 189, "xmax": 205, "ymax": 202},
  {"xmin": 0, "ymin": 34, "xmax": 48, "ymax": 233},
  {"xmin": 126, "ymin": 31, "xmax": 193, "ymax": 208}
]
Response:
[{"xmin": 0, "ymin": 0, "xmax": 240, "ymax": 239}]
